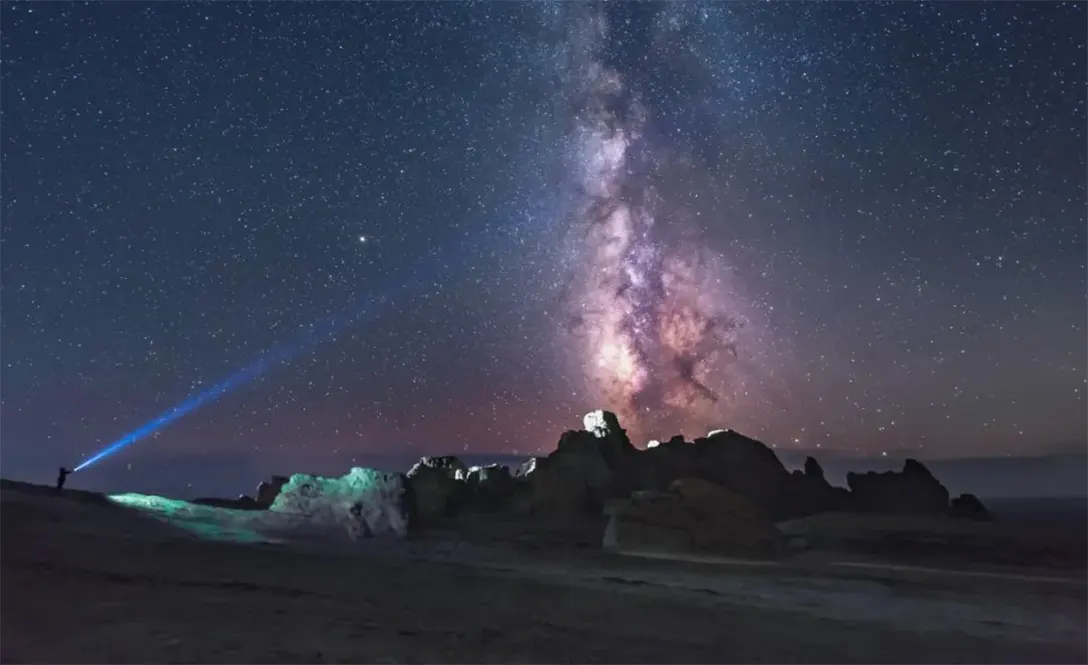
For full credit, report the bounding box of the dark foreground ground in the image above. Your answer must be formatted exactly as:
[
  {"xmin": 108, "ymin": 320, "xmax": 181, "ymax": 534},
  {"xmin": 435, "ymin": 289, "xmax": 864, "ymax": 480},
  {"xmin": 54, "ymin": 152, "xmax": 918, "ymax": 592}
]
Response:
[{"xmin": 2, "ymin": 481, "xmax": 1085, "ymax": 664}]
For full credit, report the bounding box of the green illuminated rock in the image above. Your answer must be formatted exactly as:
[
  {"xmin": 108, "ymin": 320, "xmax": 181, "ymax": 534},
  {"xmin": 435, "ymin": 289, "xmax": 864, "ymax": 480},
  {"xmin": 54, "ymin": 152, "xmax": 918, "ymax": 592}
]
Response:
[{"xmin": 270, "ymin": 467, "xmax": 410, "ymax": 539}]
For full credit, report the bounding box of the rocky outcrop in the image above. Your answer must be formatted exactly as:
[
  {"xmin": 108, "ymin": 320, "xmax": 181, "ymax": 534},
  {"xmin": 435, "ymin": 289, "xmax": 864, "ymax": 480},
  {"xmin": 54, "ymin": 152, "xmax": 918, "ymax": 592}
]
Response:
[
  {"xmin": 269, "ymin": 467, "xmax": 410, "ymax": 539},
  {"xmin": 226, "ymin": 410, "xmax": 985, "ymax": 536},
  {"xmin": 512, "ymin": 415, "xmax": 819, "ymax": 521},
  {"xmin": 413, "ymin": 413, "xmax": 979, "ymax": 525},
  {"xmin": 406, "ymin": 456, "xmax": 469, "ymax": 524},
  {"xmin": 513, "ymin": 411, "xmax": 642, "ymax": 516},
  {"xmin": 949, "ymin": 493, "xmax": 992, "ymax": 521},
  {"xmin": 582, "ymin": 409, "xmax": 639, "ymax": 462},
  {"xmin": 524, "ymin": 421, "xmax": 852, "ymax": 522},
  {"xmin": 689, "ymin": 429, "xmax": 793, "ymax": 518},
  {"xmin": 630, "ymin": 429, "xmax": 794, "ymax": 516},
  {"xmin": 603, "ymin": 478, "xmax": 782, "ymax": 557},
  {"xmin": 256, "ymin": 475, "xmax": 289, "ymax": 507},
  {"xmin": 778, "ymin": 457, "xmax": 852, "ymax": 519},
  {"xmin": 519, "ymin": 438, "xmax": 613, "ymax": 514},
  {"xmin": 846, "ymin": 459, "xmax": 951, "ymax": 515},
  {"xmin": 638, "ymin": 435, "xmax": 698, "ymax": 491},
  {"xmin": 463, "ymin": 464, "xmax": 517, "ymax": 511}
]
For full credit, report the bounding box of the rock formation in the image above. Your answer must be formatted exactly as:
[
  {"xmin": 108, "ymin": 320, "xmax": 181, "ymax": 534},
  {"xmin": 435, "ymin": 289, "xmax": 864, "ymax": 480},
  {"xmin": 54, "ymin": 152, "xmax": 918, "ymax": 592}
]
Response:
[
  {"xmin": 255, "ymin": 475, "xmax": 289, "ymax": 507},
  {"xmin": 239, "ymin": 410, "xmax": 989, "ymax": 549},
  {"xmin": 949, "ymin": 492, "xmax": 992, "ymax": 521},
  {"xmin": 521, "ymin": 429, "xmax": 621, "ymax": 514},
  {"xmin": 846, "ymin": 459, "xmax": 951, "ymax": 515},
  {"xmin": 603, "ymin": 478, "xmax": 782, "ymax": 557},
  {"xmin": 269, "ymin": 468, "xmax": 410, "ymax": 539},
  {"xmin": 462, "ymin": 464, "xmax": 516, "ymax": 511},
  {"xmin": 778, "ymin": 457, "xmax": 853, "ymax": 519},
  {"xmin": 396, "ymin": 412, "xmax": 986, "ymax": 529},
  {"xmin": 688, "ymin": 429, "xmax": 793, "ymax": 518},
  {"xmin": 405, "ymin": 456, "xmax": 469, "ymax": 525}
]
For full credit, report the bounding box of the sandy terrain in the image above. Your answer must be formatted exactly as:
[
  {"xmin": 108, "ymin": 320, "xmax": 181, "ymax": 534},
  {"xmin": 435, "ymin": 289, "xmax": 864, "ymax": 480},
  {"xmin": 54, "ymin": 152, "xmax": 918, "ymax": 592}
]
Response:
[{"xmin": 2, "ymin": 483, "xmax": 1085, "ymax": 664}]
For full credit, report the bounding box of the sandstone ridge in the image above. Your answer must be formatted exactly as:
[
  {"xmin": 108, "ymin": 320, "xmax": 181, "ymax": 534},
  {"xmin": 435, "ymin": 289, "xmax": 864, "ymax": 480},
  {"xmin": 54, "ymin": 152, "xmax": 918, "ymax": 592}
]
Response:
[{"xmin": 239, "ymin": 410, "xmax": 997, "ymax": 560}]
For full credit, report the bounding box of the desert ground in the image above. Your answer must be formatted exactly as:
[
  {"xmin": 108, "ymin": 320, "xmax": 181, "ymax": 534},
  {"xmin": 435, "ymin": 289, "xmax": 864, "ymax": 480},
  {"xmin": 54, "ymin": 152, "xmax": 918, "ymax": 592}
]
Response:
[{"xmin": 2, "ymin": 480, "xmax": 1085, "ymax": 664}]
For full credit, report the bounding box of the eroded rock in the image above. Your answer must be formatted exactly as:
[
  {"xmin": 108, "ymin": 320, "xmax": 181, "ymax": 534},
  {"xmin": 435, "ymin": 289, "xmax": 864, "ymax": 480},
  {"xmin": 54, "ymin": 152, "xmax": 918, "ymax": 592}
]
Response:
[
  {"xmin": 406, "ymin": 456, "xmax": 469, "ymax": 524},
  {"xmin": 603, "ymin": 477, "xmax": 782, "ymax": 557},
  {"xmin": 520, "ymin": 442, "xmax": 613, "ymax": 514},
  {"xmin": 777, "ymin": 457, "xmax": 852, "ymax": 520},
  {"xmin": 269, "ymin": 467, "xmax": 410, "ymax": 539},
  {"xmin": 464, "ymin": 464, "xmax": 517, "ymax": 511},
  {"xmin": 689, "ymin": 429, "xmax": 792, "ymax": 518},
  {"xmin": 582, "ymin": 409, "xmax": 637, "ymax": 462},
  {"xmin": 519, "ymin": 412, "xmax": 645, "ymax": 516},
  {"xmin": 949, "ymin": 493, "xmax": 992, "ymax": 521},
  {"xmin": 255, "ymin": 475, "xmax": 289, "ymax": 507},
  {"xmin": 637, "ymin": 434, "xmax": 698, "ymax": 491},
  {"xmin": 847, "ymin": 459, "xmax": 951, "ymax": 515},
  {"xmin": 244, "ymin": 410, "xmax": 990, "ymax": 544}
]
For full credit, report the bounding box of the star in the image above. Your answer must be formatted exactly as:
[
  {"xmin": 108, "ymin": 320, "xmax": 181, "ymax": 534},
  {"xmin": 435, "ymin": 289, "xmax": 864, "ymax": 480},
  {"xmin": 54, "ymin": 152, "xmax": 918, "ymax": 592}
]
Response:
[{"xmin": 0, "ymin": 1, "xmax": 1082, "ymax": 496}]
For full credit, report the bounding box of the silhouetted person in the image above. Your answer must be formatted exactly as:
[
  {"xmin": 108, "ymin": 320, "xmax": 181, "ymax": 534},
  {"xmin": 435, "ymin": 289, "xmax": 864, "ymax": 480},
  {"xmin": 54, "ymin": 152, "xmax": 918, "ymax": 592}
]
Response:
[{"xmin": 55, "ymin": 467, "xmax": 71, "ymax": 493}]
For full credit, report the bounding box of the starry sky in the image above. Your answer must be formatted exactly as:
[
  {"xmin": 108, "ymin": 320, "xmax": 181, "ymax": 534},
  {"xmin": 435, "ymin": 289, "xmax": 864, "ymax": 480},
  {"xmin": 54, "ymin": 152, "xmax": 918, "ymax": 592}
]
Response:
[{"xmin": 2, "ymin": 2, "xmax": 1085, "ymax": 496}]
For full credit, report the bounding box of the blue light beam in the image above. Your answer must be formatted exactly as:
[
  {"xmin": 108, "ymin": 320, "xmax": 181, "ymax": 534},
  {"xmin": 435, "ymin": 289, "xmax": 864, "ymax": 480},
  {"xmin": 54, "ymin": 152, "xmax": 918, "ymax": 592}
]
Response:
[
  {"xmin": 73, "ymin": 347, "xmax": 290, "ymax": 472},
  {"xmin": 72, "ymin": 262, "xmax": 435, "ymax": 473}
]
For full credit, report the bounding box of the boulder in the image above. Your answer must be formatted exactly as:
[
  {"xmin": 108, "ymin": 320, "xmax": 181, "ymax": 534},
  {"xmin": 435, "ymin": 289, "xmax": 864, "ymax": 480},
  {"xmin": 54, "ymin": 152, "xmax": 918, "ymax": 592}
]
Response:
[
  {"xmin": 949, "ymin": 493, "xmax": 992, "ymax": 521},
  {"xmin": 406, "ymin": 456, "xmax": 468, "ymax": 524},
  {"xmin": 256, "ymin": 475, "xmax": 289, "ymax": 507},
  {"xmin": 603, "ymin": 478, "xmax": 781, "ymax": 557},
  {"xmin": 269, "ymin": 467, "xmax": 410, "ymax": 538},
  {"xmin": 846, "ymin": 459, "xmax": 950, "ymax": 515}
]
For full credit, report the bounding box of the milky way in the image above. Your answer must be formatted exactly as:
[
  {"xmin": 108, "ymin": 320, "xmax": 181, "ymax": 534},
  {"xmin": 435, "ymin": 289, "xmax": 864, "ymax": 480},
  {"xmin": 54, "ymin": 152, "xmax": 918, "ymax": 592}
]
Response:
[
  {"xmin": 2, "ymin": 2, "xmax": 1084, "ymax": 496},
  {"xmin": 551, "ymin": 5, "xmax": 764, "ymax": 439}
]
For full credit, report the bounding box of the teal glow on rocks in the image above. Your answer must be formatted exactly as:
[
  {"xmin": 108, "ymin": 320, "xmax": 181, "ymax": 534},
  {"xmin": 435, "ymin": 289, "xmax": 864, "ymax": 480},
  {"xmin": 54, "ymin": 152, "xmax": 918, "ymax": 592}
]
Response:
[{"xmin": 108, "ymin": 493, "xmax": 274, "ymax": 544}]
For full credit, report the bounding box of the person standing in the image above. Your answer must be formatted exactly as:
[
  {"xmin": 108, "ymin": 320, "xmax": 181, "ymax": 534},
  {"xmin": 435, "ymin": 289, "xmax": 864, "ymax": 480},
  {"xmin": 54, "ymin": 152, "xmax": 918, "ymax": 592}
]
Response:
[{"xmin": 55, "ymin": 467, "xmax": 71, "ymax": 493}]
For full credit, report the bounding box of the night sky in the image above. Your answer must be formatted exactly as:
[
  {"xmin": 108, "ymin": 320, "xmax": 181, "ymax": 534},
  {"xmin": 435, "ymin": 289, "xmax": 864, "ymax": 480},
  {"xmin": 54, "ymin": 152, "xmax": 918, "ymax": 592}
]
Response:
[{"xmin": 2, "ymin": 2, "xmax": 1085, "ymax": 496}]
